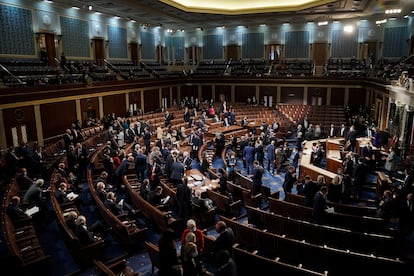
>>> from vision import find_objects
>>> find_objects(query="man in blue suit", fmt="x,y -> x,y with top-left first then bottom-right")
243,142 -> 255,175
265,140 -> 276,174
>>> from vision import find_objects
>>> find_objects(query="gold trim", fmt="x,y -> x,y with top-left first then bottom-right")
159,0 -> 337,14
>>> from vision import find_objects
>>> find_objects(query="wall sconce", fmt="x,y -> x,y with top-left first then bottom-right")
105,40 -> 109,47
90,39 -> 94,47
57,35 -> 63,42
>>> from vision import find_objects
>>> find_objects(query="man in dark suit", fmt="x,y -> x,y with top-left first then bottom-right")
214,220 -> 235,256
183,151 -> 193,171
125,125 -> 137,144
6,196 -> 29,224
114,156 -> 133,191
74,215 -> 103,246
176,176 -> 192,220
183,107 -> 190,123
191,133 -> 201,161
104,191 -> 123,216
95,181 -> 108,203
170,156 -> 185,186
346,125 -> 358,152
251,160 -> 264,196
143,127 -> 151,154
399,193 -> 414,237
63,128 -> 73,151
16,167 -> 33,190
164,111 -> 172,127
302,175 -> 318,207
361,141 -> 376,171
339,123 -> 348,138
312,185 -> 329,224
147,157 -> 162,190
75,142 -> 89,180
328,123 -> 338,138
243,142 -> 256,175
134,149 -> 147,182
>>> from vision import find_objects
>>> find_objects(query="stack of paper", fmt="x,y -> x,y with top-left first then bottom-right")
25,206 -> 39,216
67,192 -> 79,201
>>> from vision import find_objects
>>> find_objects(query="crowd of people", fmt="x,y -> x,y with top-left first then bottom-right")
2,98 -> 414,275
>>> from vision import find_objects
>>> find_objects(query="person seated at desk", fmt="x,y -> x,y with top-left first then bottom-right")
74,215 -> 106,246
54,182 -> 80,205
310,143 -> 324,166
147,186 -> 169,210
361,141 -> 376,171
240,116 -> 248,127
192,189 -> 215,213
6,195 -> 30,224
104,191 -> 137,217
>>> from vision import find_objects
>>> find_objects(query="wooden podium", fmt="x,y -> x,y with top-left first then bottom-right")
376,171 -> 392,198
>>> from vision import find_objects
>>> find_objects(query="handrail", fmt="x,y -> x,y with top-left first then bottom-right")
103,59 -> 120,72
0,63 -> 25,85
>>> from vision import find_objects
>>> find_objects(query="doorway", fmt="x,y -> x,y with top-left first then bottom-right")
11,124 -> 29,148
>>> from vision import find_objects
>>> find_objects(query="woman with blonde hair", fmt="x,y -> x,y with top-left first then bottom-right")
316,174 -> 326,186
181,241 -> 203,276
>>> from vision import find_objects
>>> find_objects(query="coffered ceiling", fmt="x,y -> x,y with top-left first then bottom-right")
52,0 -> 414,30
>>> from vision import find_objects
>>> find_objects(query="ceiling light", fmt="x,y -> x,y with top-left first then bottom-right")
389,17 -> 397,20
404,15 -> 408,19
385,9 -> 401,14
344,25 -> 353,33
94,12 -> 101,15
88,5 -> 93,11
114,16 -> 120,19
71,6 -> 80,10
283,22 -> 290,25
318,21 -> 328,26
131,19 -> 136,23
260,24 -> 266,27
307,21 -> 314,24
376,19 -> 387,25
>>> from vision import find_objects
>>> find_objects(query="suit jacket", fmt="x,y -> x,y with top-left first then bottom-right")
16,173 -> 33,190
6,203 -> 28,222
134,153 -> 148,172
328,127 -> 338,138
252,165 -> 264,187
312,191 -> 328,224
75,224 -> 98,245
183,157 -> 193,170
243,146 -> 255,162
170,162 -> 185,181
339,127 -> 348,138
54,189 -> 70,204
214,227 -> 235,255
115,159 -> 130,177
265,144 -> 275,161
176,183 -> 192,218
63,133 -> 73,150
104,199 -> 123,216
283,171 -> 297,193
96,189 -> 107,203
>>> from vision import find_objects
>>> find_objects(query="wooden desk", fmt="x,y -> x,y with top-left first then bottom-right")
300,139 -> 336,183
356,137 -> 380,156
245,121 -> 263,134
204,125 -> 244,138
326,149 -> 342,173
376,171 -> 392,198
186,169 -> 219,194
